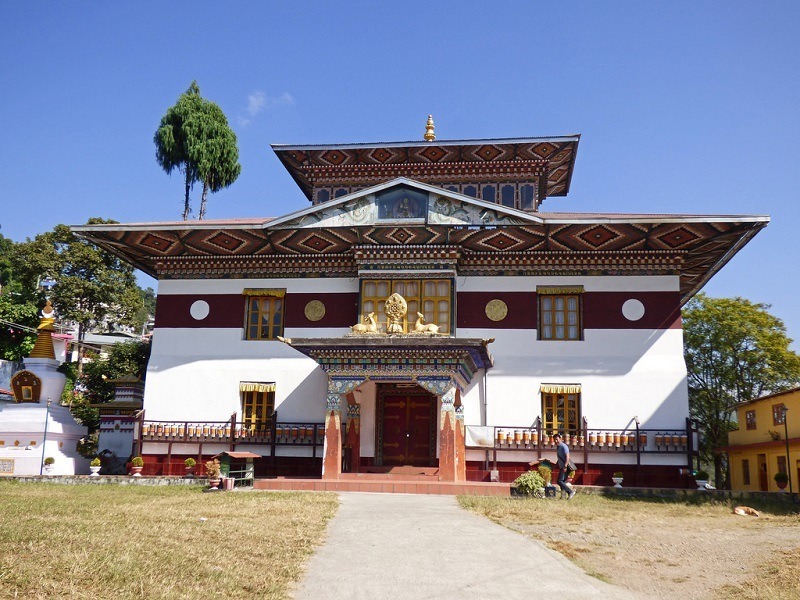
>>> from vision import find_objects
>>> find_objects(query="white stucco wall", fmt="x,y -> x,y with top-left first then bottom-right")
144,274 -> 689,440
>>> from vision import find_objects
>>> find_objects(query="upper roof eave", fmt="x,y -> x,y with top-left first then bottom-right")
270,134 -> 581,152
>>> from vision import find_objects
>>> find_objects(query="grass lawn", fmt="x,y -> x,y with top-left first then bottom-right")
0,481 -> 337,599
459,493 -> 800,600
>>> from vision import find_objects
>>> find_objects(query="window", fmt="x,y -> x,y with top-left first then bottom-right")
240,382 -> 275,432
541,384 -> 581,435
745,410 -> 757,430
773,404 -> 787,426
742,459 -> 751,485
375,185 -> 427,221
777,456 -> 787,475
538,286 -> 583,340
360,278 -> 451,334
244,289 -> 285,340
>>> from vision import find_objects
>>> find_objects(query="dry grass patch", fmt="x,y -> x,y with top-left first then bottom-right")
459,493 -> 800,600
0,481 -> 337,599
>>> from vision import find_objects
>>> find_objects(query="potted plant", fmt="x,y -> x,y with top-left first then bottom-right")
184,457 -> 197,478
695,469 -> 709,491
130,456 -> 144,477
512,469 -> 546,498
205,458 -> 222,490
89,457 -> 102,477
43,456 -> 55,475
774,472 -> 789,491
612,471 -> 624,488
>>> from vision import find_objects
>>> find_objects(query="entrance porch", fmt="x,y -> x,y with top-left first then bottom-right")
283,335 -> 494,483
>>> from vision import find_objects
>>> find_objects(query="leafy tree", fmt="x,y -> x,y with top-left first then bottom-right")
82,340 -> 151,404
12,219 -> 144,371
154,81 -> 241,220
61,340 -> 150,434
0,234 -> 41,360
683,293 -> 800,487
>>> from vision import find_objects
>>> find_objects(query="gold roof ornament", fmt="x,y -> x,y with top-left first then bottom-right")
29,301 -> 56,359
424,115 -> 435,141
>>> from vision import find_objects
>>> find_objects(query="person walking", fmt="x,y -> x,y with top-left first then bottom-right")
554,432 -> 576,499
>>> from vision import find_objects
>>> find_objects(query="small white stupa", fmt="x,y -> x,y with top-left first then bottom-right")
0,302 -> 88,476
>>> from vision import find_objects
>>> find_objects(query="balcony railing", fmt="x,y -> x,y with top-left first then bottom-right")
467,417 -> 699,471
135,411 -> 324,457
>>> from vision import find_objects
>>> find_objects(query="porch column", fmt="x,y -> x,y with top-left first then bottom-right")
455,394 -> 466,482
345,394 -> 361,473
439,387 -> 458,482
417,377 -> 459,482
323,377 -> 364,480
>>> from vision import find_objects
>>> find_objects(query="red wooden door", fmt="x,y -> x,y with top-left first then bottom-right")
381,393 -> 434,466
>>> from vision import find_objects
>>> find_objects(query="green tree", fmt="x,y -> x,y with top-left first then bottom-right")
683,293 -> 800,487
154,81 -> 241,220
13,219 -> 144,371
0,233 -> 41,360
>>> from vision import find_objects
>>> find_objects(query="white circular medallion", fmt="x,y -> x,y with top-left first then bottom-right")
189,300 -> 210,320
622,299 -> 645,321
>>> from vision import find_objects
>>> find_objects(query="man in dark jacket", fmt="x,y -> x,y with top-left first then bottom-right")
554,432 -> 576,500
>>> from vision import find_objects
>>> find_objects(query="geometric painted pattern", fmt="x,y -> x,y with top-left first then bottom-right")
273,137 -> 579,204
76,214 -> 766,304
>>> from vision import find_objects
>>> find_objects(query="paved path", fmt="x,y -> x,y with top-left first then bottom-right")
292,493 -> 641,599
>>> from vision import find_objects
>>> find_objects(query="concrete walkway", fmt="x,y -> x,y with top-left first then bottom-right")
292,493 -> 642,600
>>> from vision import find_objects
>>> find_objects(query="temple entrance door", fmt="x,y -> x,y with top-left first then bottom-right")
377,385 -> 436,467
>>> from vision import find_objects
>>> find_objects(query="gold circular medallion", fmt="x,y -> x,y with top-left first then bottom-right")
304,300 -> 326,322
485,299 -> 508,322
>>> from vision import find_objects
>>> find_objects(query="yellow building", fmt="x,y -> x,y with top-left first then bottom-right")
723,387 -> 800,492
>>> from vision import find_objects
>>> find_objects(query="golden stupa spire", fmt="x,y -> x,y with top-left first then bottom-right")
424,115 -> 435,141
29,300 -> 56,360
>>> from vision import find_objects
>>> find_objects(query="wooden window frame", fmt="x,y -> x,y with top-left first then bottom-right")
773,404 -> 786,426
745,410 -> 757,430
542,391 -> 581,435
244,294 -> 284,341
359,278 -> 452,334
241,385 -> 275,432
538,291 -> 583,341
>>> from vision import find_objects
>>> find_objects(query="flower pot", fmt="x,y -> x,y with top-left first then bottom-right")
131,466 -> 143,477
89,466 -> 101,477
612,477 -> 623,488
44,465 -> 54,475
185,467 -> 196,479
776,480 -> 788,491
208,478 -> 221,490
695,479 -> 707,491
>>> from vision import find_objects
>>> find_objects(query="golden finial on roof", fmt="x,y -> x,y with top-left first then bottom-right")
30,301 -> 56,359
424,115 -> 435,141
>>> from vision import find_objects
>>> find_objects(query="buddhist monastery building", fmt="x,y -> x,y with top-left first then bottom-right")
74,119 -> 768,489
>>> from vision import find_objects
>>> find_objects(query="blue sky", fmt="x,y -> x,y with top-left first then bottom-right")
1,2 -> 798,346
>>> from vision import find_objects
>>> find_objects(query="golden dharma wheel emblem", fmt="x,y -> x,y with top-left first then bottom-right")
304,300 -> 326,322
385,293 -> 408,334
485,299 -> 508,322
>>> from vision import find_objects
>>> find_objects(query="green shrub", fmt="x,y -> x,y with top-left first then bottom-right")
696,470 -> 709,480
513,470 -> 546,496
90,457 -> 101,467
131,456 -> 144,467
184,457 -> 196,468
774,472 -> 789,484
537,465 -> 552,484
43,457 -> 55,466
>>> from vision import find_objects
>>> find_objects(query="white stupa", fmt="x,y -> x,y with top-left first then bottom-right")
0,302 -> 88,476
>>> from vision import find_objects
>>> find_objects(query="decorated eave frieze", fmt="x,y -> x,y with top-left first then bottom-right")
155,253 -> 358,279
284,336 -> 495,389
354,244 -> 461,272
272,137 -> 579,202
458,250 -> 684,277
